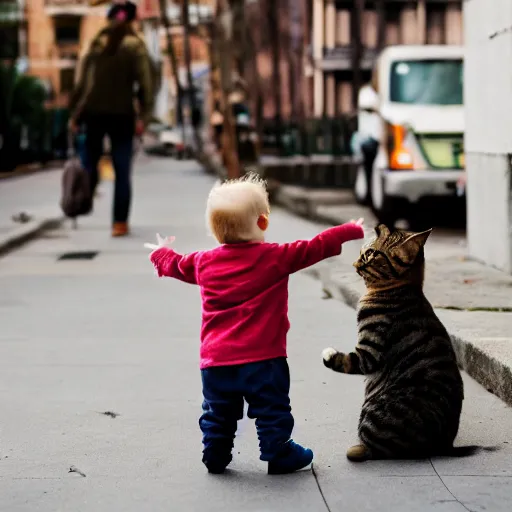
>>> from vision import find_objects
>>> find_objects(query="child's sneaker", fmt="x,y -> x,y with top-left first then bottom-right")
268,440 -> 314,475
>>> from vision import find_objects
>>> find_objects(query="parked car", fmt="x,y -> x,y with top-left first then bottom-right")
158,124 -> 196,159
354,45 -> 465,227
144,122 -> 196,159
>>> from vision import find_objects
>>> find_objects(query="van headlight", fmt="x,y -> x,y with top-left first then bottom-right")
386,123 -> 428,171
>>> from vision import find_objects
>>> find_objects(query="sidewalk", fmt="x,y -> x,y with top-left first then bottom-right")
275,183 -> 512,407
2,157 -> 512,511
0,158 -> 333,511
0,167 -> 65,255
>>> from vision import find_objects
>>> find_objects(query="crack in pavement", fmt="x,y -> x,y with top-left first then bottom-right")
312,463 -> 332,512
430,459 -> 472,512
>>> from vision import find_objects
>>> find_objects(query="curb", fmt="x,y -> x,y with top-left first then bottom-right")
0,215 -> 65,257
272,183 -> 357,224
0,161 -> 64,181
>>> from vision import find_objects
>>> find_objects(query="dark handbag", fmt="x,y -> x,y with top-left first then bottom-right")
60,132 -> 93,224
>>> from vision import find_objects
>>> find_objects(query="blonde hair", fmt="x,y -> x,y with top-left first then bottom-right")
206,173 -> 270,244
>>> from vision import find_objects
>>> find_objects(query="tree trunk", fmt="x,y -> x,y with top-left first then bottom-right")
351,0 -> 365,111
158,0 -> 183,129
231,0 -> 246,78
182,0 -> 203,153
376,0 -> 386,51
244,16 -> 263,151
215,0 -> 241,179
288,0 -> 304,124
267,0 -> 282,151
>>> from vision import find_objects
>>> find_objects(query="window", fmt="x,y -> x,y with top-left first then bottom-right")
0,25 -> 19,59
54,16 -> 81,45
60,68 -> 75,94
389,59 -> 463,106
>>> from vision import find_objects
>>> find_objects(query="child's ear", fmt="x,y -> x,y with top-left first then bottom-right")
257,214 -> 269,231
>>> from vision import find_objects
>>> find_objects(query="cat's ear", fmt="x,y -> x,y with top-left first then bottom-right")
392,228 -> 432,266
375,224 -> 391,238
403,228 -> 432,248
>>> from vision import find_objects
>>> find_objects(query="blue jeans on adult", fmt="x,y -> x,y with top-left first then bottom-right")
84,113 -> 134,224
75,131 -> 89,169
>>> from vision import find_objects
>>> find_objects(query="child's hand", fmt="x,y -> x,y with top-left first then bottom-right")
144,233 -> 175,251
337,218 -> 365,243
350,217 -> 364,227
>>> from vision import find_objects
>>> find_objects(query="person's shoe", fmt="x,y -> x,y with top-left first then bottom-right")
112,222 -> 129,237
268,440 -> 314,475
203,452 -> 232,474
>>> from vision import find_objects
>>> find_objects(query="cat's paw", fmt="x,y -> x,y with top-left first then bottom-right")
322,347 -> 338,368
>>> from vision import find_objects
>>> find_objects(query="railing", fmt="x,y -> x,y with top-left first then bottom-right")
261,116 -> 357,158
321,46 -> 380,70
259,117 -> 359,189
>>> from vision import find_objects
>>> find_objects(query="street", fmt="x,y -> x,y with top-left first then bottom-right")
1,158 -> 511,512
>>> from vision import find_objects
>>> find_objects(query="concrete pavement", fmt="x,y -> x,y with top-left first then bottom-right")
0,168 -> 65,256
1,157 -> 511,511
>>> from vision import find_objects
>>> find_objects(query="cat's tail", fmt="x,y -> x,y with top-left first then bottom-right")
441,445 -> 500,458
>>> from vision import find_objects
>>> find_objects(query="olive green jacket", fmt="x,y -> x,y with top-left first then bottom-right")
70,26 -> 154,124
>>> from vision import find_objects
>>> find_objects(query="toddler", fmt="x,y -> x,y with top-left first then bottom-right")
145,174 -> 364,474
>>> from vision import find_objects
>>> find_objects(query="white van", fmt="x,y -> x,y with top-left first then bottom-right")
354,45 -> 464,226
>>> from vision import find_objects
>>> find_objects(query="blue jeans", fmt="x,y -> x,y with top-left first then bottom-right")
84,114 -> 134,224
200,357 -> 294,462
75,132 -> 89,169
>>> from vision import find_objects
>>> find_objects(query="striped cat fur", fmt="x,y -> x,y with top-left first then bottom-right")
323,224 -> 492,462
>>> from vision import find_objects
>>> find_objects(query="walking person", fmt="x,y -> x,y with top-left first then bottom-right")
69,0 -> 154,237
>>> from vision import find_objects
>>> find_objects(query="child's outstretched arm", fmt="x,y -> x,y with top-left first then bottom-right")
145,234 -> 199,284
278,219 -> 364,274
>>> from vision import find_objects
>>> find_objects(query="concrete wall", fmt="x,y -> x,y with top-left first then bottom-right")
464,0 -> 512,273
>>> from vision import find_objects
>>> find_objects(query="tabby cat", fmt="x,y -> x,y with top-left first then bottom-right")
323,224 -> 483,462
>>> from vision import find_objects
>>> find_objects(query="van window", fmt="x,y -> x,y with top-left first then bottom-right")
390,59 -> 463,105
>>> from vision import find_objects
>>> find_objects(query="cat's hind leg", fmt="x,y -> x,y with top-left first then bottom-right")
346,444 -> 373,462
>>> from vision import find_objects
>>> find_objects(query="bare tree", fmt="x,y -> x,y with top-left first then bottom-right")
158,0 -> 184,128
244,4 -> 263,147
266,0 -> 282,151
182,0 -> 203,152
214,0 -> 241,179
351,0 -> 365,110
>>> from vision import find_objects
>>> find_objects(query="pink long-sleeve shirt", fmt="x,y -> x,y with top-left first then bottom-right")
150,223 -> 364,369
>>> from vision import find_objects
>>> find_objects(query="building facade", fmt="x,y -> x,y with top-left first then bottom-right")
464,0 -> 512,273
25,0 -> 106,107
311,0 -> 464,117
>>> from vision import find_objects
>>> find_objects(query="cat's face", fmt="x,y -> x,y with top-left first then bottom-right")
354,224 -> 432,285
